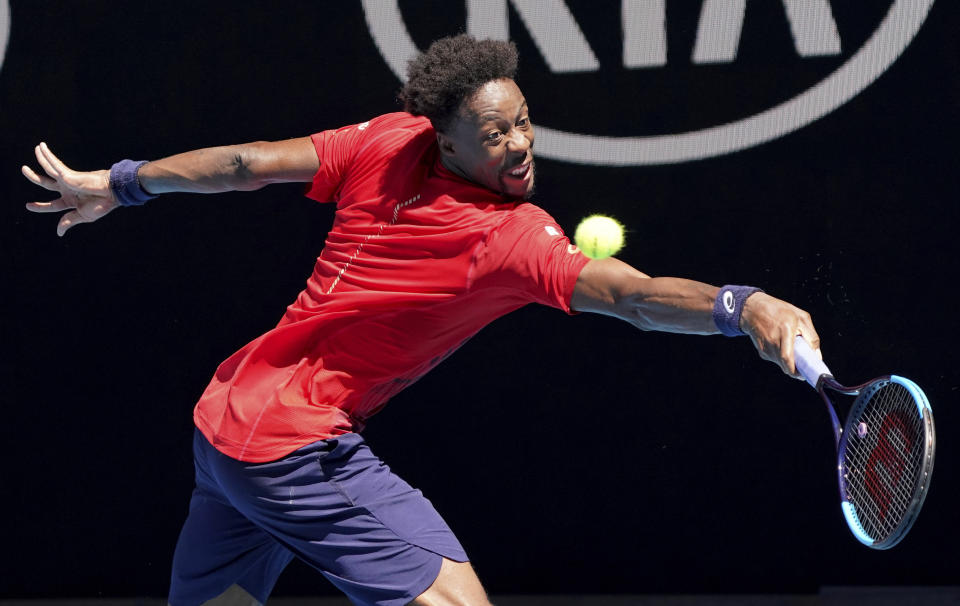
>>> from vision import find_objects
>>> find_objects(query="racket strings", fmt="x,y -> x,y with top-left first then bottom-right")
841,382 -> 926,542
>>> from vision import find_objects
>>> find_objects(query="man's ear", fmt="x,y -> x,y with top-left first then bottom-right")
436,131 -> 455,157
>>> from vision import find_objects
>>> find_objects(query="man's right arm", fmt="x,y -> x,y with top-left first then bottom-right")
23,138 -> 319,236
571,256 -> 820,378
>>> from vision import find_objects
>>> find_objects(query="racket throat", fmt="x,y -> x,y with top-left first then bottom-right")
819,391 -> 844,446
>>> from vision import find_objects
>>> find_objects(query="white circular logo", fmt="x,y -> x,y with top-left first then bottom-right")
0,0 -> 9,74
362,1 -> 935,166
723,291 -> 736,314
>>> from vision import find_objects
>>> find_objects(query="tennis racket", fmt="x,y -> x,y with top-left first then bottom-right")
793,336 -> 935,549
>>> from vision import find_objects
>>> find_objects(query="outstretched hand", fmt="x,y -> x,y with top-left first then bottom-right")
740,291 -> 821,379
23,143 -> 118,237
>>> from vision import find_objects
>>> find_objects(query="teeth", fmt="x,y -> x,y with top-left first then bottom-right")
509,164 -> 527,176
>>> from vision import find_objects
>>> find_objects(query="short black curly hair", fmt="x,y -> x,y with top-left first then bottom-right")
399,34 -> 518,133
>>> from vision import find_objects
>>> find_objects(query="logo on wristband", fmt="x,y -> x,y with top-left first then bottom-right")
723,290 -> 736,314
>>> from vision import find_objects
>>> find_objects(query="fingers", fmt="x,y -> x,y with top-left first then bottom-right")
749,298 -> 821,380
25,156 -> 74,214
24,143 -> 120,236
21,164 -> 60,191
37,142 -> 80,181
793,310 -> 823,368
739,293 -> 824,380
779,328 -> 803,380
796,311 -> 820,352
34,142 -> 64,181
57,198 -> 116,236
33,142 -> 113,194
33,142 -> 82,188
57,209 -> 91,237
26,199 -> 70,213
783,308 -> 825,378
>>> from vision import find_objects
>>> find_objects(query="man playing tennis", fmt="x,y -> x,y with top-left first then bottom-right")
24,35 -> 819,606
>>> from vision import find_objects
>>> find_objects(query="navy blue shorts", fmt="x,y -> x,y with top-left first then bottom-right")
168,430 -> 468,606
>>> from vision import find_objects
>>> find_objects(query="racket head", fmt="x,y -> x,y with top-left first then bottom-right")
835,375 -> 936,549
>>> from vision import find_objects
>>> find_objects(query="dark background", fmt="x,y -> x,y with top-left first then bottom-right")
2,0 -> 957,599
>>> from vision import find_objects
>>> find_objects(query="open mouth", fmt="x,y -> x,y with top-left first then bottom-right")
503,162 -> 531,179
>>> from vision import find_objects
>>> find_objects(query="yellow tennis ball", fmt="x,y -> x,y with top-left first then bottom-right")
574,214 -> 624,259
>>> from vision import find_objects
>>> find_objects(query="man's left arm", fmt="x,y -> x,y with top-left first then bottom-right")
570,257 -> 820,377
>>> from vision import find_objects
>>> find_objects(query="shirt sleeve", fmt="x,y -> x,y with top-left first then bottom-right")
304,118 -> 377,203
474,205 -> 591,313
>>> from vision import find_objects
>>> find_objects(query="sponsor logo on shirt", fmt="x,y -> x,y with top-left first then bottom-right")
544,225 -> 560,237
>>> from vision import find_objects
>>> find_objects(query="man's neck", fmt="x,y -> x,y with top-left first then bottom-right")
439,154 -> 471,183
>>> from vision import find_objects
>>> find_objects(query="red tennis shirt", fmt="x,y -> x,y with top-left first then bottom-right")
194,112 -> 590,462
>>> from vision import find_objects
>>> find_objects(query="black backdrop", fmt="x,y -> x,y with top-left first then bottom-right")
2,1 -> 957,599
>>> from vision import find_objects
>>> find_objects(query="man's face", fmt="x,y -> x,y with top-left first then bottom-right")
438,78 -> 535,200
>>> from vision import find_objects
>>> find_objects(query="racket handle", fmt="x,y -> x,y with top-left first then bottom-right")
794,335 -> 832,388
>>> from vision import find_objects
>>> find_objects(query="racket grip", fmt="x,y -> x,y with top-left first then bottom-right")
794,335 -> 832,388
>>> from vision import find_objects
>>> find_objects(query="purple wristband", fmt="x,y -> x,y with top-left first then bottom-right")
713,285 -> 763,337
109,159 -> 156,206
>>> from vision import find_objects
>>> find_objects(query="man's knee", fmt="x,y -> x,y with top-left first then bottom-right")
411,558 -> 492,606
167,583 -> 262,606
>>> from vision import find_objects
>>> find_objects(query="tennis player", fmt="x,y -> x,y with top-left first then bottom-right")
24,35 -> 819,606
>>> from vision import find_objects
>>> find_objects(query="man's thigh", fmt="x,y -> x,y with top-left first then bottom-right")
206,432 -> 471,606
168,486 -> 293,606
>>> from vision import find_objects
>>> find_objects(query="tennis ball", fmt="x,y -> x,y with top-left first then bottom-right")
574,214 -> 625,259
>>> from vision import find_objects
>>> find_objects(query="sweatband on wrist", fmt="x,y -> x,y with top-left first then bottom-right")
109,159 -> 157,206
713,285 -> 763,337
